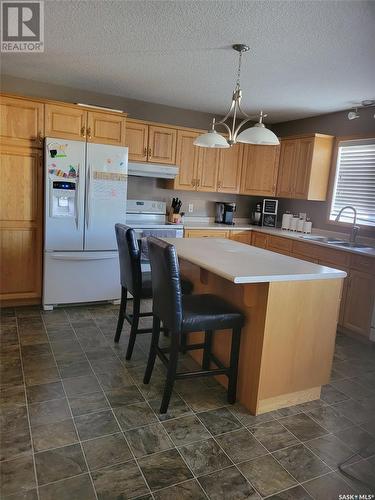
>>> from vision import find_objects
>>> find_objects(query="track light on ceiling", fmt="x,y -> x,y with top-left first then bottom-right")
194,44 -> 280,148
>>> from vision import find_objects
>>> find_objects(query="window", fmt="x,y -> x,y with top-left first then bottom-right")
330,138 -> 375,227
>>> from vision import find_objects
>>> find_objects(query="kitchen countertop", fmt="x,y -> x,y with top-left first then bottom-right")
182,219 -> 375,258
164,237 -> 347,284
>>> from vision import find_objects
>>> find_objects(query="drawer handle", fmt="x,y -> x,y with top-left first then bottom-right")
80,127 -> 86,137
87,127 -> 92,139
144,147 -> 147,157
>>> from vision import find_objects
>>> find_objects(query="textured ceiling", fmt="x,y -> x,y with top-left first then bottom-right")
2,0 -> 375,122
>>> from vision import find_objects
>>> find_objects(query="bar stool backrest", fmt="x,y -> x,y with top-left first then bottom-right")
115,224 -> 142,297
147,237 -> 183,333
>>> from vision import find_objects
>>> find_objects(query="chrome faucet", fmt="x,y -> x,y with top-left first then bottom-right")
335,206 -> 360,243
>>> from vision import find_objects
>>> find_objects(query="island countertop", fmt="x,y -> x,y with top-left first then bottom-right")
164,237 -> 347,284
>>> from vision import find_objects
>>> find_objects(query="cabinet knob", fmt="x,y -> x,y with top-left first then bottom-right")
87,127 -> 92,139
144,147 -> 147,157
148,147 -> 152,158
217,180 -> 221,189
196,179 -> 200,187
80,127 -> 86,138
37,132 -> 43,144
192,179 -> 195,187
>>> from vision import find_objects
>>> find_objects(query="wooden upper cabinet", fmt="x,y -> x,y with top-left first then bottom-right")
45,104 -> 86,141
196,148 -> 219,192
293,137 -> 314,198
87,111 -> 126,146
148,125 -> 177,164
276,134 -> 334,201
217,144 -> 243,194
173,130 -> 199,190
276,139 -> 298,198
240,144 -> 280,196
125,120 -> 148,161
0,96 -> 44,148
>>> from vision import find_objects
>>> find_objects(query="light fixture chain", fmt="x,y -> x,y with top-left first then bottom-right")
236,50 -> 242,88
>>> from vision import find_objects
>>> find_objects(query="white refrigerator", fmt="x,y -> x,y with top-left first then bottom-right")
43,138 -> 128,309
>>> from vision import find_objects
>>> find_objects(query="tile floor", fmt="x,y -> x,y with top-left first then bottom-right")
1,302 -> 374,500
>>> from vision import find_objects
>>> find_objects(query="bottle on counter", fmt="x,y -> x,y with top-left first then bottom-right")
297,218 -> 305,232
303,218 -> 312,234
290,216 -> 299,231
281,212 -> 292,230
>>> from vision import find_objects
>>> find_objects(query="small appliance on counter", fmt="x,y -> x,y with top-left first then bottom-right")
262,199 -> 279,227
250,202 -> 262,226
215,202 -> 236,225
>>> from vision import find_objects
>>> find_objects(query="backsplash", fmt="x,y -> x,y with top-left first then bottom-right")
127,176 -> 260,218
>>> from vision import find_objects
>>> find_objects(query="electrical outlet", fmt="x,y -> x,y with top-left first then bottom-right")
188,203 -> 194,213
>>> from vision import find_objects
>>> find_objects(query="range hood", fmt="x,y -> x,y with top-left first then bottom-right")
128,162 -> 179,179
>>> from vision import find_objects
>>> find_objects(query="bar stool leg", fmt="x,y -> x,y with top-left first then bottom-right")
227,327 -> 242,404
202,330 -> 213,370
126,297 -> 140,360
160,333 -> 179,414
114,287 -> 127,343
143,316 -> 161,384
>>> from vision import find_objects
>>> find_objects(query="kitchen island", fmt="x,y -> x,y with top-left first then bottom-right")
164,237 -> 347,415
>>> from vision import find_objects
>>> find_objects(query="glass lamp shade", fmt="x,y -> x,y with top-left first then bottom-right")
237,123 -> 280,145
193,130 -> 230,148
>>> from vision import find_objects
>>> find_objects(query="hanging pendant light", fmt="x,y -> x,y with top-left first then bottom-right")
194,44 -> 279,148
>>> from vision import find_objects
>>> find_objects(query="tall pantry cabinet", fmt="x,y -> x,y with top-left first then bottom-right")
0,95 -> 44,303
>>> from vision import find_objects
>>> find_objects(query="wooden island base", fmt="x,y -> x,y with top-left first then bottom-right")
180,258 -> 343,415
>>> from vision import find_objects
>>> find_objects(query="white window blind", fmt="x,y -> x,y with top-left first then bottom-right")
330,139 -> 375,227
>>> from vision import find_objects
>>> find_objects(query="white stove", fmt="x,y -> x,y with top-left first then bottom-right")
126,199 -> 183,233
126,200 -> 183,271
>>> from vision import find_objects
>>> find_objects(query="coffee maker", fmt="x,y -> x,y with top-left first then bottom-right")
215,202 -> 236,225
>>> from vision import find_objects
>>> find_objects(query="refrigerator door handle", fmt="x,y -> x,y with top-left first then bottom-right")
49,253 -> 117,261
75,164 -> 80,230
86,163 -> 91,228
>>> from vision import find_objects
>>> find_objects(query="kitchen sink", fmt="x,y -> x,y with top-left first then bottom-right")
300,235 -> 326,241
329,241 -> 374,249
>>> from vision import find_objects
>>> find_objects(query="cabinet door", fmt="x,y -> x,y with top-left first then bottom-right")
45,104 -> 87,141
0,96 -> 44,148
184,229 -> 228,238
230,231 -> 252,244
87,111 -> 126,146
343,270 -> 375,337
241,144 -> 280,196
267,235 -> 292,255
293,137 -> 314,198
0,146 -> 42,300
252,232 -> 268,249
217,144 -> 242,193
125,120 -> 148,161
196,148 -> 219,192
174,130 -> 199,190
276,140 -> 298,198
148,125 -> 177,164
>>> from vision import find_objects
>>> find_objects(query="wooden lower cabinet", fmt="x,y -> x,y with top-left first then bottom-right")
230,231 -> 252,245
251,232 -> 268,249
343,269 -> 375,337
0,145 -> 43,302
184,229 -> 229,238
267,235 -> 292,255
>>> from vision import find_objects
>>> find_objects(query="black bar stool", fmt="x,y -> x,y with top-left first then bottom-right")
114,224 -> 193,360
143,237 -> 244,414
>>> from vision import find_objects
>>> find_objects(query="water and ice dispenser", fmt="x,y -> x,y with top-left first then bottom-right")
50,181 -> 76,218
